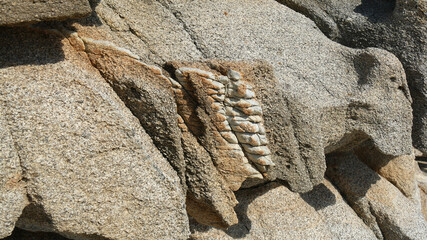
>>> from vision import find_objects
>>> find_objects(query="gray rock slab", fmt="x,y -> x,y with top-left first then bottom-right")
279,0 -> 427,154
69,0 -> 204,65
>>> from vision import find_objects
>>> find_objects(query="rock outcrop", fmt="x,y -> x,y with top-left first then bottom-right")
279,0 -> 427,154
162,59 -> 412,194
0,0 -> 425,239
71,0 -> 412,193
0,27 -> 189,240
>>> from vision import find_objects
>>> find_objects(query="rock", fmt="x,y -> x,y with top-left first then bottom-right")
0,0 -> 92,26
190,181 -> 376,240
279,0 -> 427,154
182,129 -> 239,229
164,58 -> 412,194
326,152 -> 427,239
165,61 -> 272,190
3,228 -> 69,240
416,167 -> 427,220
67,0 -> 203,65
0,0 -> 421,237
79,33 -> 187,192
414,148 -> 426,157
0,111 -> 28,238
76,35 -> 239,229
0,27 -> 189,240
355,141 -> 418,198
299,179 -> 377,240
120,0 -> 412,191
67,0 -> 413,191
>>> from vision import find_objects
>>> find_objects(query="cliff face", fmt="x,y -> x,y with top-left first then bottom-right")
0,0 -> 426,239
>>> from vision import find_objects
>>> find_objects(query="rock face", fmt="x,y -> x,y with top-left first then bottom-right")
162,59 -> 411,194
0,27 -> 189,240
72,0 -> 412,192
0,0 -> 425,239
279,0 -> 427,154
355,141 -> 419,198
76,36 -> 239,229
418,172 -> 427,220
327,152 -> 427,239
190,180 -> 377,240
0,111 -> 28,238
0,0 -> 91,26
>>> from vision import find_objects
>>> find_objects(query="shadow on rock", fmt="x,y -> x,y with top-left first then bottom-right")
2,228 -> 69,240
190,183 -> 281,239
0,27 -> 65,68
326,152 -> 381,198
65,0 -> 103,28
300,183 -> 337,211
354,0 -> 396,22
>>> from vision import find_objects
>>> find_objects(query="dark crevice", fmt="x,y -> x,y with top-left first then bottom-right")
354,0 -> 396,22
417,156 -> 427,173
2,228 -> 70,240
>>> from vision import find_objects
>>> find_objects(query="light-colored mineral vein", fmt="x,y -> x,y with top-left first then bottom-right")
172,67 -> 274,180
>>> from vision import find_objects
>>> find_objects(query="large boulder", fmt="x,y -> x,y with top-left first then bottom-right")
279,0 -> 427,154
0,27 -> 189,240
0,0 -> 91,26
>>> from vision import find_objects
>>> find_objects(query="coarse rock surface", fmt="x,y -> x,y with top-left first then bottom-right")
163,59 -> 412,194
279,0 -> 427,154
0,27 -> 189,240
68,0 -> 203,65
0,0 -> 91,26
75,36 -> 238,229
190,180 -> 377,240
0,111 -> 28,238
355,141 -> 418,198
68,0 -> 413,192
0,0 -> 424,238
326,152 -> 427,240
